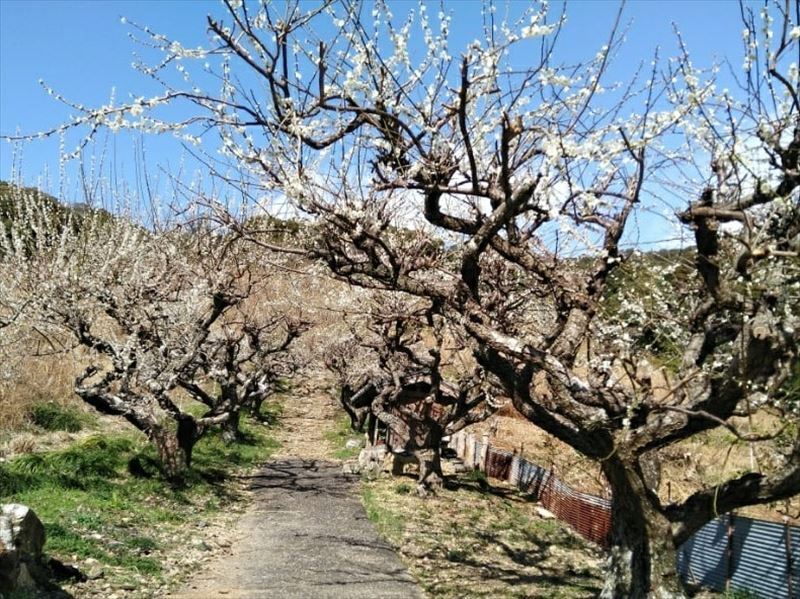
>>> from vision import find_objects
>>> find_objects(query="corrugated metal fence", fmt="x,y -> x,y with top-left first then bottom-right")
448,431 -> 800,598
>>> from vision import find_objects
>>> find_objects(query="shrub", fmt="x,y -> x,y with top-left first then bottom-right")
394,482 -> 412,495
28,402 -> 85,432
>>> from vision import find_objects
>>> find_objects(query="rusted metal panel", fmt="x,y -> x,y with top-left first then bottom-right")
539,474 -> 611,547
485,448 -> 514,480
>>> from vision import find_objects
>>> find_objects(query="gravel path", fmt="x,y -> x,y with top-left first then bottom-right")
170,380 -> 424,598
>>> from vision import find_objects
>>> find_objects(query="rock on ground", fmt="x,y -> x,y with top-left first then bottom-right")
0,503 -> 47,595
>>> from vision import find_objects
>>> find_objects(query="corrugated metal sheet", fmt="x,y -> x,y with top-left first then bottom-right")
516,459 -> 549,498
677,516 -> 729,592
509,455 -> 522,486
449,432 -> 800,598
539,473 -> 611,547
792,524 -> 800,599
472,440 -> 484,469
730,516 -> 799,599
485,447 -> 514,480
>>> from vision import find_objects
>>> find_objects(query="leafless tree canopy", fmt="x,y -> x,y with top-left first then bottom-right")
0,188 -> 305,478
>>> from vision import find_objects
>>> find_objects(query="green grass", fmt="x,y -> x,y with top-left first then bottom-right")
394,482 -> 412,495
464,468 -> 489,490
255,399 -> 284,427
324,413 -> 363,460
0,413 -> 279,593
27,401 -> 95,433
362,486 -> 406,542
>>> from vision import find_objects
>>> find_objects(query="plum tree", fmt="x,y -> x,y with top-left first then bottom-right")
4,0 -> 798,595
326,291 -> 499,493
0,185 -> 304,477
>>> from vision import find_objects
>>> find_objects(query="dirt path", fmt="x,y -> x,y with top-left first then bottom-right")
170,377 -> 424,598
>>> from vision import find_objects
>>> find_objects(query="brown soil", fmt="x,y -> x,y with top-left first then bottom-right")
271,373 -> 342,460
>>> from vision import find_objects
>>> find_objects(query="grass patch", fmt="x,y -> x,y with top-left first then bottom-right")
394,482 -> 412,495
27,401 -> 94,432
360,474 -> 603,598
362,486 -> 405,542
464,468 -> 488,486
324,413 -> 362,460
255,399 -> 284,427
0,415 -> 279,595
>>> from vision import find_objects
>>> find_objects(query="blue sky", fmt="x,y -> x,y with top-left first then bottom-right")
0,0 -> 748,203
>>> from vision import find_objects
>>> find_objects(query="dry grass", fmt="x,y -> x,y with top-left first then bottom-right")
0,349 -> 89,430
362,472 -> 604,598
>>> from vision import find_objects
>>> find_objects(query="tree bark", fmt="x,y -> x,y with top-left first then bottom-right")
150,417 -> 201,480
414,445 -> 444,496
601,456 -> 685,599
220,409 -> 241,444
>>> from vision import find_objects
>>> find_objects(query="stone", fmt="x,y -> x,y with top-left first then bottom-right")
191,537 -> 211,551
535,506 -> 556,520
0,504 -> 51,595
358,445 -> 387,468
15,562 -> 36,588
342,460 -> 361,475
452,460 -> 469,474
361,461 -> 384,480
0,504 -> 46,557
345,438 -> 363,450
357,445 -> 389,480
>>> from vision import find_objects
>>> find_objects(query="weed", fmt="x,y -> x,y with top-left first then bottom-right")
324,414 -> 362,460
28,402 -> 92,432
0,414 -> 278,594
394,482 -> 412,495
256,400 -> 284,427
124,534 -> 159,553
362,486 -> 405,542
464,468 -> 489,490
445,548 -> 468,562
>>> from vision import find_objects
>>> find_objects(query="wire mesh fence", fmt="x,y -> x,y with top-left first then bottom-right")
447,430 -> 800,598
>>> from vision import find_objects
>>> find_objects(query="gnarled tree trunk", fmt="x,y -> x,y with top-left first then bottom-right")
414,445 -> 444,496
600,456 -> 684,599
220,409 -> 241,443
411,423 -> 444,495
150,416 -> 202,480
